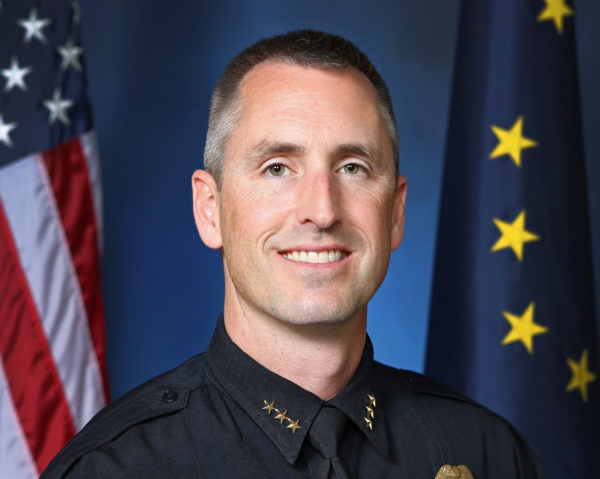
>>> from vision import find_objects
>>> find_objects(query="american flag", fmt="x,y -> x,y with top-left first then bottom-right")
0,1 -> 109,476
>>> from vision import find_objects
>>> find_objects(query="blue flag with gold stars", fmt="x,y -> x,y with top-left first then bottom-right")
425,1 -> 599,477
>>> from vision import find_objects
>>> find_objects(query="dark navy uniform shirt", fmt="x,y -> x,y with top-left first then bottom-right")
42,317 -> 546,478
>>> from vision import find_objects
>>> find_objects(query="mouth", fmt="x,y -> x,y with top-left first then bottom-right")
279,249 -> 350,264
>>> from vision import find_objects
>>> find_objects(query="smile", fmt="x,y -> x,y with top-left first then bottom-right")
281,250 -> 349,264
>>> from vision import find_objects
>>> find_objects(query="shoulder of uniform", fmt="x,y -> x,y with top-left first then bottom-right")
375,363 -> 535,442
371,363 -> 546,475
41,353 -> 208,478
399,368 -> 479,404
374,363 -> 516,423
374,362 -> 477,404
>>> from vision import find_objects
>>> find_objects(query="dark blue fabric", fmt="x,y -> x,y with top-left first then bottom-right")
426,1 -> 599,478
42,317 -> 545,478
308,406 -> 351,478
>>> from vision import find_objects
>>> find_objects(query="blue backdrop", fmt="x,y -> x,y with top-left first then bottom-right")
78,0 -> 600,399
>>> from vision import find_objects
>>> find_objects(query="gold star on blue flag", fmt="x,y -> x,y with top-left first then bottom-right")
426,1 -> 599,477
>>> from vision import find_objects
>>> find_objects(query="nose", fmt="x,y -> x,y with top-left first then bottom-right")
295,168 -> 341,229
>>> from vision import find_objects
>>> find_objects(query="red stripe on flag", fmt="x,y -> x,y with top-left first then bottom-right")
42,138 -> 111,403
0,197 -> 76,474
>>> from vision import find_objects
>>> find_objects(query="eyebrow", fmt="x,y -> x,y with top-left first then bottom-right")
332,143 -> 386,165
242,139 -> 387,166
244,140 -> 306,163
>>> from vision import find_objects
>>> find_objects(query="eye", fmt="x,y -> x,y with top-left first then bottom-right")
266,163 -> 289,177
340,163 -> 364,175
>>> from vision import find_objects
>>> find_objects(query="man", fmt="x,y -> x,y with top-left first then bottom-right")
42,30 -> 546,478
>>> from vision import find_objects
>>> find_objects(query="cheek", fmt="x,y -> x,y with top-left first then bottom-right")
345,188 -> 394,241
220,184 -> 291,252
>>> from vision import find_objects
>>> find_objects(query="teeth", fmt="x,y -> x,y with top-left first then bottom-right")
282,250 -> 348,264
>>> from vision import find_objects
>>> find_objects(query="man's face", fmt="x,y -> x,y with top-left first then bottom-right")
210,62 -> 406,326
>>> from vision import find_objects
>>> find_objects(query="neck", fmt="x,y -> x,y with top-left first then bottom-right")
223,300 -> 367,401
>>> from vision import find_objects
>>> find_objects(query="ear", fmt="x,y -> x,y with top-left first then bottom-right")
390,175 -> 407,251
192,169 -> 223,249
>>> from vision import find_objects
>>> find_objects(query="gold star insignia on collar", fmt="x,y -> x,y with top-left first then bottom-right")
286,419 -> 302,433
363,393 -> 377,429
274,409 -> 288,424
262,400 -> 302,434
262,400 -> 276,415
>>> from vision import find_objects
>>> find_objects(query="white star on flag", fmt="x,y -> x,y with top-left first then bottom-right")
43,88 -> 74,125
1,56 -> 33,92
0,113 -> 18,147
57,38 -> 84,71
17,8 -> 52,44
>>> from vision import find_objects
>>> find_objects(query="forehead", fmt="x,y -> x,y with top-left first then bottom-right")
239,61 -> 381,120
226,61 -> 392,159
240,60 -> 379,100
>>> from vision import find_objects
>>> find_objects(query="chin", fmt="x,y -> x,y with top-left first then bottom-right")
270,298 -> 364,327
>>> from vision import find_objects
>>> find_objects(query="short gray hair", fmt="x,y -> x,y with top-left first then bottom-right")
203,30 -> 399,188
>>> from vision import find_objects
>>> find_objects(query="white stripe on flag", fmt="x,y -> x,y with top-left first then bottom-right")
80,131 -> 103,253
0,357 -> 38,479
0,154 -> 105,431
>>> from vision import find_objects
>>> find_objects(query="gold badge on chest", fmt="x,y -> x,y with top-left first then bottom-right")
435,464 -> 474,479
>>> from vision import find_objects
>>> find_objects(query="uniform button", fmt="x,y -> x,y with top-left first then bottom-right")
162,389 -> 178,403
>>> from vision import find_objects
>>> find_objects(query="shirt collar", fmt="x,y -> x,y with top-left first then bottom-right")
205,316 -> 389,464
